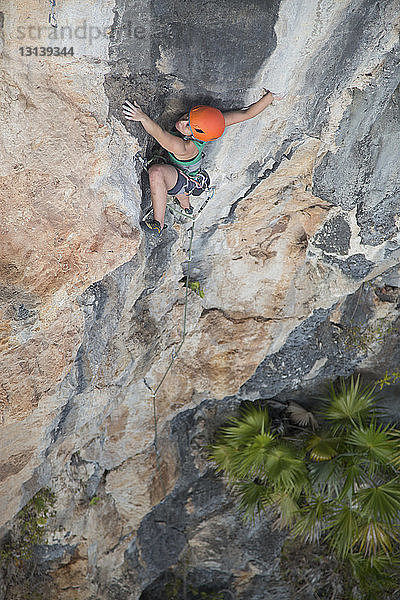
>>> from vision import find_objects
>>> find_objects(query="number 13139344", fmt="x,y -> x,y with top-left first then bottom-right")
19,47 -> 74,56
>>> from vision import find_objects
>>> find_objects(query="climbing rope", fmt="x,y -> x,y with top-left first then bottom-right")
134,150 -> 216,491
48,0 -> 57,28
145,221 -> 195,490
144,185 -> 215,494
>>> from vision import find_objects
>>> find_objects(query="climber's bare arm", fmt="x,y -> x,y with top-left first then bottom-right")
123,100 -> 190,155
223,90 -> 282,126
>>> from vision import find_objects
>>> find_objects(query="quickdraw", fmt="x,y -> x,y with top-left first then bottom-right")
134,151 -> 167,171
48,0 -> 57,28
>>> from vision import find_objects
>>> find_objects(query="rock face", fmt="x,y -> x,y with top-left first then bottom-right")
0,0 -> 400,598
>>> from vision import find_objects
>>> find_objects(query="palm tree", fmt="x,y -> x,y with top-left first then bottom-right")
209,404 -> 309,524
209,376 -> 400,594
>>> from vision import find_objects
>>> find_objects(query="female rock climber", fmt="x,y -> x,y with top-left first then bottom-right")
122,90 -> 282,234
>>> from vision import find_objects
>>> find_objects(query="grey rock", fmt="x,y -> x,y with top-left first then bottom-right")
377,266 -> 400,288
326,253 -> 375,280
302,0 -> 388,135
312,45 -> 400,248
313,213 -> 351,255
124,402 -> 289,600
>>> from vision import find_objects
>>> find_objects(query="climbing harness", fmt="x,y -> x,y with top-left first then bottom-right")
48,0 -> 58,28
167,168 -> 210,198
137,147 -> 215,225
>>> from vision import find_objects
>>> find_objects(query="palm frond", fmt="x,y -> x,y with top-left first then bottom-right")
306,433 -> 339,461
348,550 -> 400,592
292,495 -> 328,543
320,376 -> 378,432
270,491 -> 301,529
232,480 -> 272,521
356,480 -> 400,524
355,520 -> 397,557
287,402 -> 318,430
307,460 -> 343,496
263,444 -> 308,495
209,406 -> 273,478
220,406 -> 270,447
347,422 -> 400,474
386,428 -> 400,469
326,504 -> 360,558
209,442 -> 240,476
338,457 -> 370,501
348,549 -> 391,573
233,432 -> 276,479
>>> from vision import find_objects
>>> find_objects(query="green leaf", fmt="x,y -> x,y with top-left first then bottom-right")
320,376 -> 378,432
385,429 -> 400,469
356,520 -> 396,557
263,444 -> 308,494
307,460 -> 343,495
292,495 -> 328,543
236,432 -> 276,478
306,433 -> 338,461
209,442 -> 242,478
356,480 -> 400,524
219,406 -> 271,448
232,480 -> 272,521
188,280 -> 205,298
270,491 -> 301,529
348,550 -> 400,594
326,504 -> 360,558
209,407 -> 275,480
206,386 -> 400,574
338,458 -> 370,501
347,422 -> 400,472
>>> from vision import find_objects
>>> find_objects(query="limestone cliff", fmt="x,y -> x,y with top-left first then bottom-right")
0,0 -> 400,598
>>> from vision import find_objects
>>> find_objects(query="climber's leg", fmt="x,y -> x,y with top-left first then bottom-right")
175,192 -> 191,210
148,164 -> 179,228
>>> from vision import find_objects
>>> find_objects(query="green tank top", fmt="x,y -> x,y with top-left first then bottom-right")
167,138 -> 207,175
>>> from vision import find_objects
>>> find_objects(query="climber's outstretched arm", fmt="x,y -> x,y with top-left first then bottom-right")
123,100 -> 189,155
223,90 -> 281,126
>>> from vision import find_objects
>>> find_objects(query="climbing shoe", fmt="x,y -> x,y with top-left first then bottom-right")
173,197 -> 193,215
141,219 -> 167,235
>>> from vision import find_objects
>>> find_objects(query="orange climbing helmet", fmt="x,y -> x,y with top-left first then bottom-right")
188,105 -> 225,142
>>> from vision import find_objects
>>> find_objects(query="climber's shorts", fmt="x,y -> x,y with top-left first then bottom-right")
167,168 -> 210,197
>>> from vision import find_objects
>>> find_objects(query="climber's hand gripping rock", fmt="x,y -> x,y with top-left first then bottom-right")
123,100 -> 147,122
262,89 -> 285,101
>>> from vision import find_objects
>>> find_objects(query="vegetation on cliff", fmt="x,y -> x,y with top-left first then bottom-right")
209,376 -> 400,598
